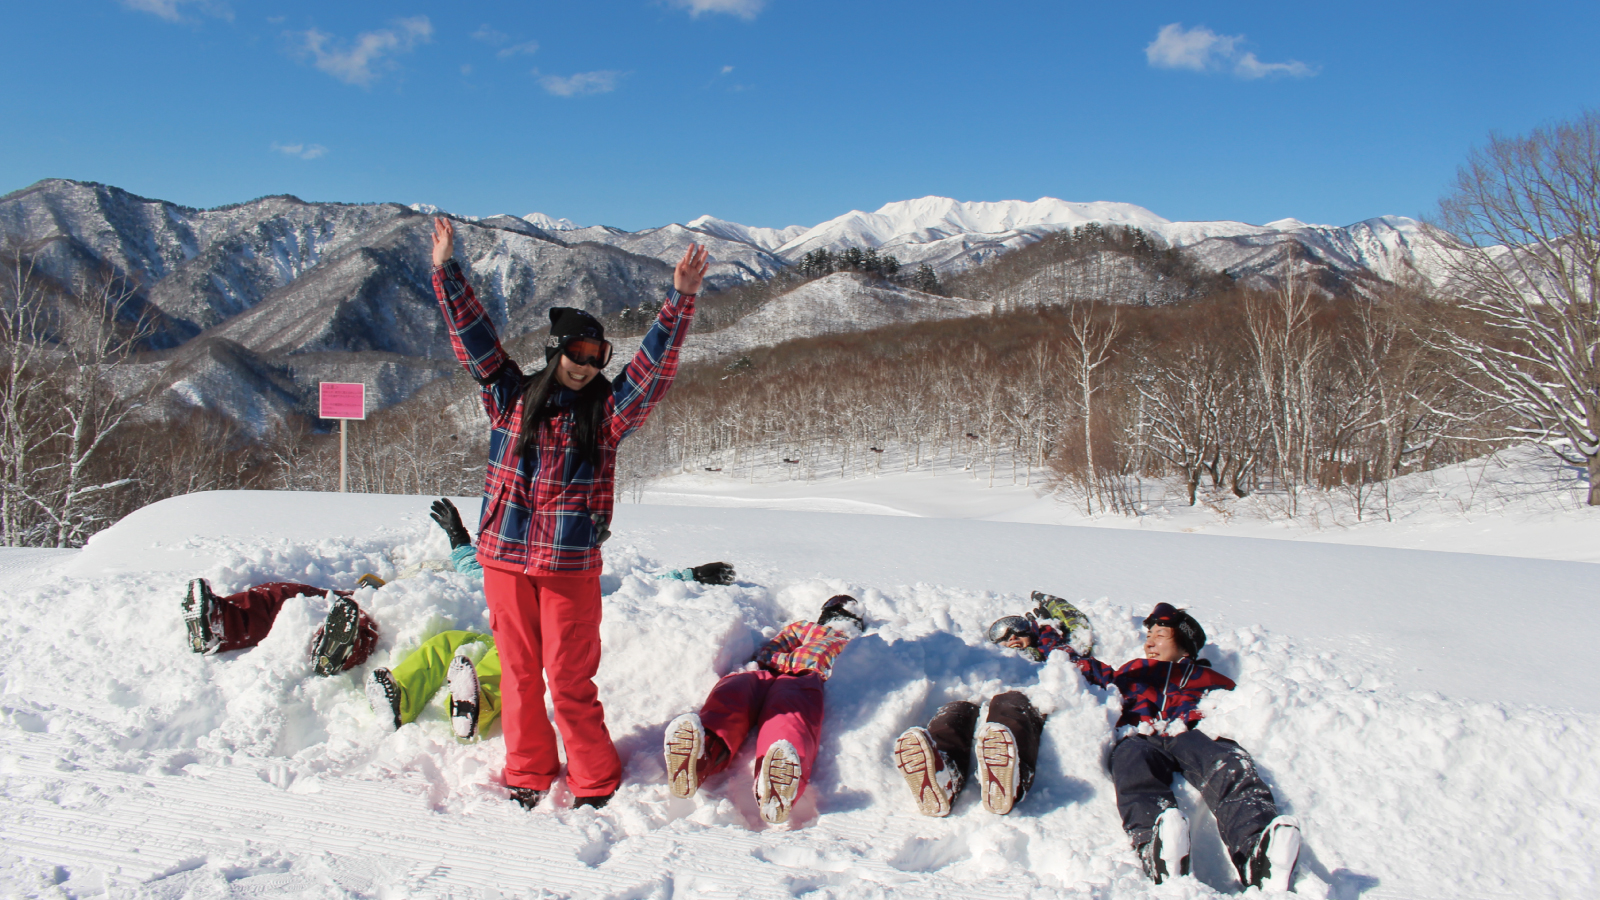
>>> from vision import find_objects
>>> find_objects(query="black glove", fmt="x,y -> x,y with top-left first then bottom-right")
430,498 -> 471,549
690,561 -> 735,585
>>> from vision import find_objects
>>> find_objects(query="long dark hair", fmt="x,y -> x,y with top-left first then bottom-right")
514,362 -> 612,466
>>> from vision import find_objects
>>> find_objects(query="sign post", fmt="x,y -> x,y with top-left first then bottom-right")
318,383 -> 367,492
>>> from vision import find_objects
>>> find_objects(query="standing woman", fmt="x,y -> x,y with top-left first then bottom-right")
430,217 -> 708,810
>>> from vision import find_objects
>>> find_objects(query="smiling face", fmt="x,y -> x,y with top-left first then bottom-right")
554,351 -> 599,391
1144,624 -> 1187,662
1003,633 -> 1037,651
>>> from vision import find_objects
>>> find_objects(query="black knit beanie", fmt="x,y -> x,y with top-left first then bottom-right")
1144,602 -> 1206,656
543,307 -> 605,361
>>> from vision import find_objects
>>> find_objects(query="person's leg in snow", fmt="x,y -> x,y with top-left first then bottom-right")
366,630 -> 494,734
667,670 -> 769,798
896,699 -> 979,816
1111,734 -> 1182,852
1162,729 -> 1292,886
483,566 -> 621,808
185,580 -> 377,675
751,672 -> 824,824
977,691 -> 1044,815
190,580 -> 312,653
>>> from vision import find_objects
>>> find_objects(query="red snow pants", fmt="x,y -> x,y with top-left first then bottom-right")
214,582 -> 375,670
482,566 -> 621,796
698,670 -> 825,801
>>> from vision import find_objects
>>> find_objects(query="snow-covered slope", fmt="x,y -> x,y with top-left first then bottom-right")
683,272 -> 991,364
0,490 -> 1594,898
563,222 -> 786,289
523,211 -> 581,232
687,215 -> 808,252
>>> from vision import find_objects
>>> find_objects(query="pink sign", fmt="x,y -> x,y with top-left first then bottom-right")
319,382 -> 366,420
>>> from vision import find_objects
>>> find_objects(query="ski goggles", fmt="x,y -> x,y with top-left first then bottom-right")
561,336 -> 613,369
987,615 -> 1034,645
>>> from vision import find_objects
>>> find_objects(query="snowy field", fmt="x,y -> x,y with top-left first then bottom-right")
0,470 -> 1596,898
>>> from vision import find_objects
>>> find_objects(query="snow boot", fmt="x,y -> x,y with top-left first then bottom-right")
367,667 -> 401,731
447,655 -> 481,740
1139,807 -> 1192,884
756,739 -> 803,825
311,596 -> 362,676
182,578 -> 221,654
977,722 -> 1021,815
664,713 -> 708,799
893,726 -> 962,817
573,793 -> 612,809
508,787 -> 547,811
1243,815 -> 1301,891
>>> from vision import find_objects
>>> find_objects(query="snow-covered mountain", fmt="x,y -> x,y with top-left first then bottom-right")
522,211 -> 581,231
606,272 -> 994,369
740,196 -> 1449,290
0,178 -> 1454,436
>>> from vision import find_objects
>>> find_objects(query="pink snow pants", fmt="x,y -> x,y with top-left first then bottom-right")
698,670 -> 825,800
482,566 -> 621,797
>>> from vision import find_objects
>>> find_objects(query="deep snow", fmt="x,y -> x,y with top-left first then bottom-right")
0,483 -> 1596,899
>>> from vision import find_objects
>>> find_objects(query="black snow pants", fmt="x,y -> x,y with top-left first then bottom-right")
1111,729 -> 1278,869
926,691 -> 1046,805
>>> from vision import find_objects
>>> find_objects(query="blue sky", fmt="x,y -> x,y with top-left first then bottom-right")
5,1 -> 1599,231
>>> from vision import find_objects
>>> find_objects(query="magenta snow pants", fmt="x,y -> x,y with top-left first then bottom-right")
698,670 -> 825,800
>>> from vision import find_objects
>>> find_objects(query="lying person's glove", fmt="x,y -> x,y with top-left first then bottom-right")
430,498 -> 472,549
658,561 -> 736,585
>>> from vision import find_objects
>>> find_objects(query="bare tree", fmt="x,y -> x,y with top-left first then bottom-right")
1433,110 -> 1600,504
0,244 -> 56,545
1246,262 -> 1331,515
43,270 -> 155,545
1060,303 -> 1122,512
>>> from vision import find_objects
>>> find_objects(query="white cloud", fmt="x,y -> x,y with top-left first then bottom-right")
498,41 -> 540,58
672,0 -> 766,21
1234,52 -> 1315,79
471,24 -> 538,58
1145,23 -> 1315,80
120,0 -> 230,22
294,16 -> 433,87
720,65 -> 734,75
1145,23 -> 1237,71
470,25 -> 509,45
271,142 -> 327,160
539,70 -> 624,97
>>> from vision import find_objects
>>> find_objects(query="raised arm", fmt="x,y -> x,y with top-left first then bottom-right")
604,244 -> 709,442
430,218 -> 521,416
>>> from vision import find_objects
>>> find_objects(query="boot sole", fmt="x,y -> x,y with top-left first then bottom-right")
366,668 -> 401,731
1151,807 -> 1191,884
664,715 -> 704,799
183,580 -> 213,654
313,598 -> 361,676
447,657 -> 480,741
893,728 -> 953,817
1257,816 -> 1302,891
757,741 -> 802,825
978,724 -> 1019,815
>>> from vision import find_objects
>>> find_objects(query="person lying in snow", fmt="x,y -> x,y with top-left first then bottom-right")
966,600 -> 1302,890
663,595 -> 865,825
182,581 -> 378,677
178,497 -> 492,677
365,499 -> 739,744
890,592 -> 1086,819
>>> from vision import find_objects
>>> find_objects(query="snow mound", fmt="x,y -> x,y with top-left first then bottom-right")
0,491 -> 1594,898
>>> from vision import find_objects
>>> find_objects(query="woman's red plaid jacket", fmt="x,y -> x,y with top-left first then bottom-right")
432,260 -> 695,572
